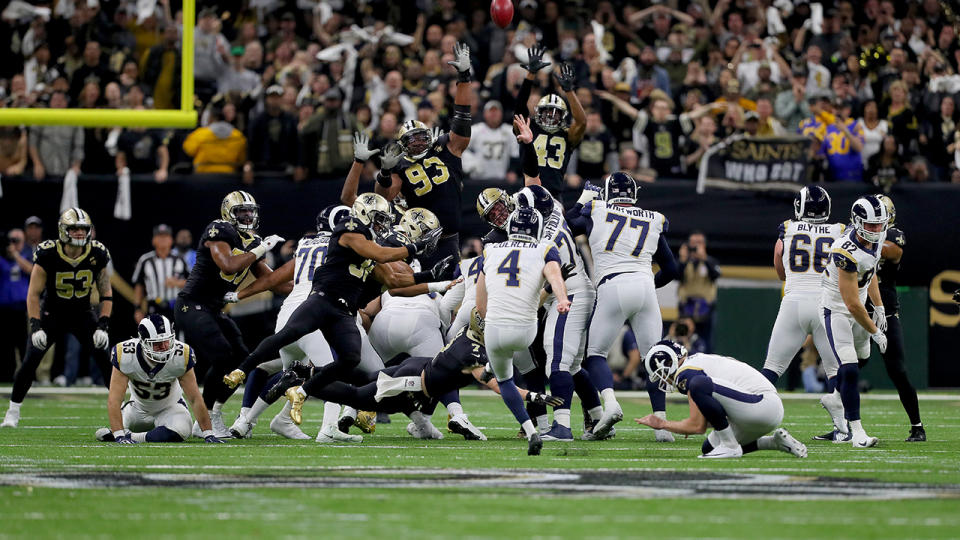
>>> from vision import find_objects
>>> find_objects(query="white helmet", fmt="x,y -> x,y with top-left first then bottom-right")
850,195 -> 889,243
138,314 -> 176,364
644,340 -> 688,392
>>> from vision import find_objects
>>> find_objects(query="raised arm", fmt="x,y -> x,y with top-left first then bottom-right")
513,115 -> 542,186
555,64 -> 586,146
446,42 -> 473,156
596,90 -> 640,120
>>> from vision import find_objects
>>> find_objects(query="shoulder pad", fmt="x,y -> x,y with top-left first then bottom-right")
204,220 -> 238,242
91,240 -> 111,261
336,217 -> 369,236
34,240 -> 56,262
889,228 -> 905,247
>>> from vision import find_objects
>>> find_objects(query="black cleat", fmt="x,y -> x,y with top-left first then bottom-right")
338,415 -> 355,434
812,429 -> 851,442
263,370 -> 303,403
289,361 -> 315,380
527,433 -> 543,456
906,426 -> 926,442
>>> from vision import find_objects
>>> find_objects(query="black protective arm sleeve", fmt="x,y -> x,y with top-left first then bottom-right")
451,104 -> 472,137
520,140 -> 539,178
515,77 -> 534,118
653,235 -> 681,288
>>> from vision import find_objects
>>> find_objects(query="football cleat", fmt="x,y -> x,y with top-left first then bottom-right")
209,410 -> 234,438
851,433 -> 879,448
354,411 -> 377,433
285,387 -> 306,425
906,426 -> 926,442
316,425 -> 363,443
773,428 -> 808,458
263,370 -> 303,403
1,409 -> 19,428
812,428 -> 851,442
654,429 -> 675,443
699,445 -> 743,459
541,421 -> 574,442
337,414 -> 356,434
222,369 -> 246,389
448,414 -> 487,441
229,413 -> 255,439
191,420 -> 203,438
527,433 -> 543,455
592,402 -> 623,439
269,412 -> 310,440
819,393 -> 848,434
406,421 -> 443,440
95,427 -> 115,442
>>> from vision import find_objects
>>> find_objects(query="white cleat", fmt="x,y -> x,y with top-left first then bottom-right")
699,445 -> 743,459
1,409 -> 19,428
191,420 -> 203,438
229,413 -> 255,439
95,427 -> 113,442
269,412 -> 311,440
592,402 -> 623,439
654,429 -> 675,443
406,421 -> 444,440
208,410 -> 234,439
819,393 -> 847,435
773,428 -> 808,458
851,432 -> 879,448
448,414 -> 487,441
316,425 -> 363,443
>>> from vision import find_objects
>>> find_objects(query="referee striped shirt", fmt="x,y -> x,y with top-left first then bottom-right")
133,251 -> 188,304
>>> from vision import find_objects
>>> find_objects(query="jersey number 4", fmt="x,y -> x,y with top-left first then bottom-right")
533,134 -> 566,169
404,157 -> 450,196
54,270 -> 94,299
497,250 -> 521,287
789,234 -> 832,273
604,213 -> 650,256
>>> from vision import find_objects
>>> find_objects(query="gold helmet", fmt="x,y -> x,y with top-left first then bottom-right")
220,190 -> 260,232
398,207 -> 440,242
535,94 -> 568,133
477,187 -> 515,230
352,192 -> 394,240
466,306 -> 485,345
58,208 -> 93,247
875,194 -> 896,227
397,119 -> 435,160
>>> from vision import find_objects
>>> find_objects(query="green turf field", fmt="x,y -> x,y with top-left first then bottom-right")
1,391 -> 958,539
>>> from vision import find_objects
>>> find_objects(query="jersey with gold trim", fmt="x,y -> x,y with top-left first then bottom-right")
820,228 -> 884,314
33,239 -> 111,312
310,217 -> 377,314
876,227 -> 905,312
778,220 -> 845,298
526,123 -> 576,198
110,337 -> 196,413
481,241 -> 560,324
454,255 -> 483,306
583,200 -> 667,279
180,220 -> 263,309
675,353 -> 776,396
391,134 -> 464,234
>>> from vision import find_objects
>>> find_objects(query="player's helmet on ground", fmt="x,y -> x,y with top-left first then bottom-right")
506,207 -> 543,244
515,185 -> 554,218
317,205 -> 351,234
535,94 -> 568,133
644,339 -> 689,393
875,194 -> 896,227
397,120 -> 435,160
138,314 -> 176,364
604,171 -> 638,205
352,193 -> 394,241
221,190 -> 260,232
58,207 -> 93,247
851,195 -> 889,243
467,306 -> 485,345
793,185 -> 831,223
477,188 -> 515,230
398,207 -> 441,242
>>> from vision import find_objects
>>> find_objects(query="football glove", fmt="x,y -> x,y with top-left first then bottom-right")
353,132 -> 380,162
577,186 -> 600,206
223,291 -> 239,303
554,63 -> 576,92
525,392 -> 564,408
954,288 -> 960,303
524,44 -> 551,73
251,234 -> 284,259
92,329 -> 109,350
379,143 -> 403,170
426,255 -> 455,281
447,41 -> 471,73
115,433 -> 137,444
204,434 -> 226,444
544,263 -> 577,294
31,329 -> 47,350
872,306 -> 887,333
413,227 -> 444,256
870,330 -> 888,354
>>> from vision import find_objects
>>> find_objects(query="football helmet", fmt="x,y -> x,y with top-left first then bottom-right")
138,314 -> 176,364
466,306 -> 485,345
397,120 -> 435,160
352,192 -> 394,241
506,207 -> 543,244
535,94 -> 568,133
58,207 -> 93,247
644,339 -> 688,393
221,190 -> 260,232
604,171 -> 637,205
316,204 -> 351,234
477,187 -> 514,230
850,195 -> 889,243
875,194 -> 896,227
398,207 -> 440,242
793,185 -> 831,223
515,185 -> 554,218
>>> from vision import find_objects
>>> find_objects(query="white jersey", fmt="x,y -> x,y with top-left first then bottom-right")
110,338 -> 196,412
820,228 -> 884,314
482,240 -> 560,324
456,256 -> 483,306
462,122 -> 519,178
542,200 -> 594,298
380,259 -> 442,318
680,353 -> 776,395
778,220 -> 846,298
284,234 -> 330,307
583,200 -> 667,280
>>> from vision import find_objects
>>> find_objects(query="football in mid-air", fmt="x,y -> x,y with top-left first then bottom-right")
490,0 -> 514,29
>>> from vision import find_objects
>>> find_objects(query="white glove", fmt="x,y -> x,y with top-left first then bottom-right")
872,306 -> 887,333
577,188 -> 599,206
353,132 -> 380,162
431,126 -> 444,143
251,234 -> 284,259
870,330 -> 888,354
31,329 -> 47,350
223,292 -> 239,304
92,329 -> 109,350
446,41 -> 471,73
379,143 -> 403,170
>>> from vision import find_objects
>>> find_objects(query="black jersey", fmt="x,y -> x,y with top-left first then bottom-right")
877,227 -> 905,312
481,227 -> 507,246
391,134 -> 464,234
422,329 -> 487,397
527,124 -> 576,197
311,217 -> 377,313
179,220 -> 263,310
33,239 -> 111,313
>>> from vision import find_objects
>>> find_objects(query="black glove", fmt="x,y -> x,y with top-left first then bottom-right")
525,391 -> 563,408
97,316 -> 110,331
524,45 -> 551,73
417,255 -> 455,283
954,288 -> 960,303
204,434 -> 225,443
412,227 -> 443,257
554,63 -> 576,92
545,263 -> 577,294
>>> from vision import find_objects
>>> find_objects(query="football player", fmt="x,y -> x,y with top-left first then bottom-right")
868,195 -> 924,442
761,186 -> 845,384
94,315 -> 223,444
514,44 -> 586,200
476,207 -> 571,455
637,340 -> 807,459
174,191 -> 285,437
817,196 -> 889,448
565,172 -> 681,442
2,208 -> 114,428
375,42 -> 474,275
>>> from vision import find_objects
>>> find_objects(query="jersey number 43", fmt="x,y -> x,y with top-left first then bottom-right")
533,134 -> 566,169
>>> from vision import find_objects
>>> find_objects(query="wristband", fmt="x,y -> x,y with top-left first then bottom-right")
404,244 -> 417,258
413,271 -> 431,284
457,69 -> 471,83
202,429 -> 215,438
428,281 -> 451,293
97,316 -> 110,331
376,171 -> 393,187
250,243 -> 268,259
113,430 -> 126,439
30,317 -> 43,334
354,157 -> 366,164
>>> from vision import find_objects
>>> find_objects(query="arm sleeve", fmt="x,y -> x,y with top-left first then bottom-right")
515,77 -> 534,117
653,235 -> 680,288
521,139 -> 539,178
564,203 -> 591,236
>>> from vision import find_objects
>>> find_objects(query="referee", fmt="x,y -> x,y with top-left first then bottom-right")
133,224 -> 188,323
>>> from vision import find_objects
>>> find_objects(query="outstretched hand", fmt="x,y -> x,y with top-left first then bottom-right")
513,115 -> 533,144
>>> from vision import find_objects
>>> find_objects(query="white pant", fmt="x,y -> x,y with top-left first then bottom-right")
122,399 -> 193,440
763,297 -> 832,377
708,390 -> 784,444
369,309 -> 444,362
586,274 -> 661,358
486,321 -> 538,382
820,307 -> 871,378
357,316 -> 385,374
543,288 -> 594,375
276,302 -> 335,370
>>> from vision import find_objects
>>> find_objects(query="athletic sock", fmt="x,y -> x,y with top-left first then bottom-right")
646,380 -> 665,412
241,368 -> 269,408
572,369 -> 602,410
600,388 -> 618,409
837,363 -> 861,422
757,435 -> 776,450
826,376 -> 837,393
714,426 -> 739,448
654,410 -> 668,422
131,432 -> 147,443
760,368 -> 779,384
342,406 -> 357,421
321,401 -> 340,430
445,402 -> 464,417
247,398 -> 272,423
497,378 -> 531,426
849,419 -> 866,438
587,406 -> 603,421
549,371 -> 575,409
535,414 -> 549,432
7,401 -> 21,413
239,407 -> 250,419
583,355 -> 614,392
211,402 -> 224,415
912,422 -> 923,427
741,441 -> 759,454
554,409 -> 571,429
521,420 -> 536,438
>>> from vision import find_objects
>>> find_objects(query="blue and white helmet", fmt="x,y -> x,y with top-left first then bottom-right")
514,184 -> 554,218
507,207 -> 543,244
644,339 -> 688,392
850,195 -> 889,243
793,185 -> 831,223
604,171 -> 637,205
317,204 -> 351,234
138,314 -> 176,364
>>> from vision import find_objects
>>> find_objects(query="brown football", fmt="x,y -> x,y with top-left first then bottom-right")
490,0 -> 514,29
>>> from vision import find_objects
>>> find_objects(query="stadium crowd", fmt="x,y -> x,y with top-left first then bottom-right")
1,0 -> 960,187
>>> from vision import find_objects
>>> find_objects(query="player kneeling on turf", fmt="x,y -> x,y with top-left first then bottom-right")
636,340 -> 806,459
95,314 -> 224,444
